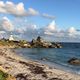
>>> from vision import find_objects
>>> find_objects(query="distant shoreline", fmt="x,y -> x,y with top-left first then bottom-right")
0,36 -> 62,48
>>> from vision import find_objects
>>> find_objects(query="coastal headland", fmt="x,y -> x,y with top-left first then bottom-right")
0,36 -> 62,48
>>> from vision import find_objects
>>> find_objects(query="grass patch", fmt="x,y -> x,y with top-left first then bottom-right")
0,70 -> 8,80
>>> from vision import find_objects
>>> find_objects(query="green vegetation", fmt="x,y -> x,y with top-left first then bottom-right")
0,38 -> 29,48
0,70 -> 8,80
0,70 -> 16,80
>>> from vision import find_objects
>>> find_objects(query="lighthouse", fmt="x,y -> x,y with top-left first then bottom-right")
9,35 -> 14,41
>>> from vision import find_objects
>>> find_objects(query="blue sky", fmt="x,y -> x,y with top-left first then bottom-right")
12,0 -> 80,29
29,0 -> 80,29
1,0 -> 80,29
0,0 -> 80,42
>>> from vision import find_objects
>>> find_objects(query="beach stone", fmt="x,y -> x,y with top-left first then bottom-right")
29,65 -> 45,74
68,57 -> 80,65
40,57 -> 49,61
15,73 -> 28,80
48,77 -> 63,80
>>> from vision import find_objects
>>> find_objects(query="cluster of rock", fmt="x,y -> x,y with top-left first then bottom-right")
68,57 -> 80,65
30,36 -> 62,48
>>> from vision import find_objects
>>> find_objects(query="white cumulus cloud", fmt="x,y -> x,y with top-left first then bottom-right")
0,16 -> 79,42
1,16 -> 14,31
0,1 -> 39,17
44,20 -> 57,35
67,27 -> 78,37
0,1 -> 55,19
28,8 -> 39,16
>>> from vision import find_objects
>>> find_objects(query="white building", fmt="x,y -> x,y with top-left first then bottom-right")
9,35 -> 14,41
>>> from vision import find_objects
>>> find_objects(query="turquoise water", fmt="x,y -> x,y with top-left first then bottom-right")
14,43 -> 80,74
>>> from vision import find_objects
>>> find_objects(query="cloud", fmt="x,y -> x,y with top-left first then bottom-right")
0,1 -> 39,17
1,16 -> 14,31
0,31 -> 5,34
66,27 -> 80,39
0,16 -> 80,42
37,20 -> 80,42
42,21 -> 80,39
66,27 -> 76,37
42,13 -> 55,19
0,1 -> 55,19
67,27 -> 76,33
15,24 -> 39,40
43,20 -> 57,35
28,8 -> 39,16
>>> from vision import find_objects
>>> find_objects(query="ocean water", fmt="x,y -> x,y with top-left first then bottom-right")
14,43 -> 80,74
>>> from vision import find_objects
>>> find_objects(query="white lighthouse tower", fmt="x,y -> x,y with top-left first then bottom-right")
9,35 -> 14,41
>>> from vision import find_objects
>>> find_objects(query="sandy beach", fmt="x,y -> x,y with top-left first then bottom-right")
0,48 -> 80,80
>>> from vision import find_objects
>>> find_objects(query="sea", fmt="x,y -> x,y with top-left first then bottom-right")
14,43 -> 80,75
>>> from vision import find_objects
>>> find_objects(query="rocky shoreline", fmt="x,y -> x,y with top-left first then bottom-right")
0,48 -> 80,80
0,36 -> 62,48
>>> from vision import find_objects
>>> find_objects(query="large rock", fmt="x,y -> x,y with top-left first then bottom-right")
68,58 -> 80,65
30,36 -> 62,48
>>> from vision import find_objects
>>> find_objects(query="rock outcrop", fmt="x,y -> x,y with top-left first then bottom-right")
68,57 -> 80,65
30,36 -> 62,48
0,36 -> 62,48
